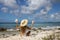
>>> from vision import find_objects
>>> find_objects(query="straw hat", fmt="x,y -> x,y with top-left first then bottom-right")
20,19 -> 28,26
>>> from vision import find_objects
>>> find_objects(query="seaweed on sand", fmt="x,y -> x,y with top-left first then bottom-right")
0,28 -> 7,31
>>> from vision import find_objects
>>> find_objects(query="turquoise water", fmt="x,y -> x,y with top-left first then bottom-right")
0,22 -> 60,29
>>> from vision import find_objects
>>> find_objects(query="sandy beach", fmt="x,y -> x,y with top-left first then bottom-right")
0,28 -> 60,40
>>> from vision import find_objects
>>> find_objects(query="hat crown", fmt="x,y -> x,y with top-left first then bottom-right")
20,19 -> 28,26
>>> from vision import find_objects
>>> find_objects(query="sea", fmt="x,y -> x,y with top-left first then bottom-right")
0,22 -> 60,29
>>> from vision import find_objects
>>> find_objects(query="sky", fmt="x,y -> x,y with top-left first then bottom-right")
0,0 -> 60,22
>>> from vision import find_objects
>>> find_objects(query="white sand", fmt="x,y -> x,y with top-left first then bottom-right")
0,30 -> 55,40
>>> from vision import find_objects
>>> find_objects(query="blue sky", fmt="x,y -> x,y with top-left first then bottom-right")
0,0 -> 60,22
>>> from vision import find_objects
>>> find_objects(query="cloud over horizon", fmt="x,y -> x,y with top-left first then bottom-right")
0,0 -> 60,22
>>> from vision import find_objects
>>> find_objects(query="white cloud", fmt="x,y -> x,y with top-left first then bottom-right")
34,12 -> 60,22
35,4 -> 52,18
40,4 -> 52,15
0,0 -> 52,14
50,14 -> 54,18
20,0 -> 52,14
55,13 -> 60,19
50,12 -> 60,20
45,4 -> 52,11
0,0 -> 52,17
1,7 -> 8,13
10,9 -> 21,16
40,9 -> 47,15
28,17 -> 34,20
21,6 -> 33,14
27,0 -> 51,10
0,0 -> 17,7
13,10 -> 20,14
